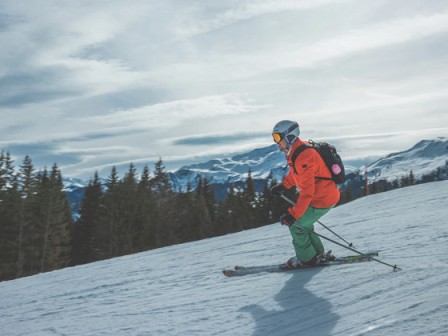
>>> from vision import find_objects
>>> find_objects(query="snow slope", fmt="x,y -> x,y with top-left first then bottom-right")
1,181 -> 448,336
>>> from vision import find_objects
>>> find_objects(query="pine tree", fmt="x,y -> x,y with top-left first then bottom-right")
0,156 -> 22,280
191,177 -> 213,239
152,158 -> 171,197
135,166 -> 157,251
201,177 -> 216,223
0,151 -> 6,191
369,182 -> 378,195
243,169 -> 257,228
72,172 -> 103,265
257,180 -> 274,225
151,159 -> 176,247
15,155 -> 36,278
18,155 -> 35,196
192,181 -> 212,239
344,186 -> 353,203
175,184 -> 197,242
409,170 -> 415,185
0,151 -> 14,191
400,174 -> 410,187
214,198 -> 232,237
37,165 -> 72,273
102,166 -> 121,258
222,185 -> 240,233
392,179 -> 400,189
117,163 -> 139,255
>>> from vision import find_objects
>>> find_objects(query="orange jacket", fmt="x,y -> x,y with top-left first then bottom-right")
282,139 -> 340,219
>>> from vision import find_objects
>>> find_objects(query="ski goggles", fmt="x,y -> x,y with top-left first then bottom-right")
272,132 -> 283,143
272,123 -> 298,144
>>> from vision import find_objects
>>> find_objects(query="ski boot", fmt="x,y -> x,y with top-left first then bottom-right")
284,256 -> 303,268
317,250 -> 335,264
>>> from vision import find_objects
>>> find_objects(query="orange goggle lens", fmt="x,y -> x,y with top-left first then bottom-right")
272,132 -> 282,143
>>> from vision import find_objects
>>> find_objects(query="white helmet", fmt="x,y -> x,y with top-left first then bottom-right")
272,120 -> 300,145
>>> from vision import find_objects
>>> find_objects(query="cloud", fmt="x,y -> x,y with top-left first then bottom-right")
225,10 -> 448,78
171,131 -> 267,146
0,1 -> 152,104
80,94 -> 270,130
0,69 -> 83,106
0,141 -> 57,156
0,140 -> 82,168
174,0 -> 342,39
140,8 -> 448,86
292,11 -> 448,65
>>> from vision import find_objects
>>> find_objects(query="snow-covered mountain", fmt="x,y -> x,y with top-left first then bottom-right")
63,178 -> 88,221
366,137 -> 448,182
168,137 -> 448,190
168,144 -> 287,192
62,177 -> 88,191
2,181 -> 447,336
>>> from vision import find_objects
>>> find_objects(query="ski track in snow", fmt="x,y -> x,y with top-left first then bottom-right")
1,181 -> 448,336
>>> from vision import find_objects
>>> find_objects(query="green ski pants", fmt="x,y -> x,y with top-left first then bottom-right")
289,206 -> 333,263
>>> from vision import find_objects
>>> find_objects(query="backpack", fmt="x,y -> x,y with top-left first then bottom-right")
290,140 -> 346,184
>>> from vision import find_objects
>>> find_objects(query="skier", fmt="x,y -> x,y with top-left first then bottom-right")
271,120 -> 340,268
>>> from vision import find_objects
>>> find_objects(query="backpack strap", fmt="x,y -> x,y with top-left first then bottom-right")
290,144 -> 311,175
290,144 -> 332,180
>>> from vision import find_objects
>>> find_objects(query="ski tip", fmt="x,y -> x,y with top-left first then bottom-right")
223,270 -> 235,277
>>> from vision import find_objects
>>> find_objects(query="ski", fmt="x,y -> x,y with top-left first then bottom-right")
223,252 -> 379,277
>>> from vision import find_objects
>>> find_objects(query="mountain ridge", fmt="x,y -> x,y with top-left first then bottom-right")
167,136 -> 448,190
365,137 -> 448,183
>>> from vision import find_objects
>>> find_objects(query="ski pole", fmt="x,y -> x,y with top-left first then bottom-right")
279,194 -> 401,271
279,194 -> 354,247
312,230 -> 401,271
317,220 -> 353,247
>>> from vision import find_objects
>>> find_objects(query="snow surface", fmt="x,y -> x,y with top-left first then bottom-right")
1,181 -> 448,336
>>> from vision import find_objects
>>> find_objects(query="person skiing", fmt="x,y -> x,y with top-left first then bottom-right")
271,120 -> 340,268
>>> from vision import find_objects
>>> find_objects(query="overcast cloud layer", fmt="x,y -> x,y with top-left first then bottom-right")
1,0 -> 448,179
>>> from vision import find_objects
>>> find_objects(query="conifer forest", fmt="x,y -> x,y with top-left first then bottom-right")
0,151 -> 291,281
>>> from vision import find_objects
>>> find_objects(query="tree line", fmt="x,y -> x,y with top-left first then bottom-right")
0,152 -> 290,281
338,164 -> 447,203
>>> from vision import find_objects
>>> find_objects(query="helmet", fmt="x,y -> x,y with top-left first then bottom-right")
272,120 -> 300,145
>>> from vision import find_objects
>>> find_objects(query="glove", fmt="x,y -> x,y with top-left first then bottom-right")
270,184 -> 286,196
280,213 -> 296,227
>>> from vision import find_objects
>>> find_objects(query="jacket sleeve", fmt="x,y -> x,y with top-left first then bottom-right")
287,149 -> 317,219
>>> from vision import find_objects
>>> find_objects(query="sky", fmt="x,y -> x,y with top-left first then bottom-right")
1,0 -> 448,179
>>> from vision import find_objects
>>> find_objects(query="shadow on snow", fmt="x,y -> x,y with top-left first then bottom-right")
239,268 -> 338,336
